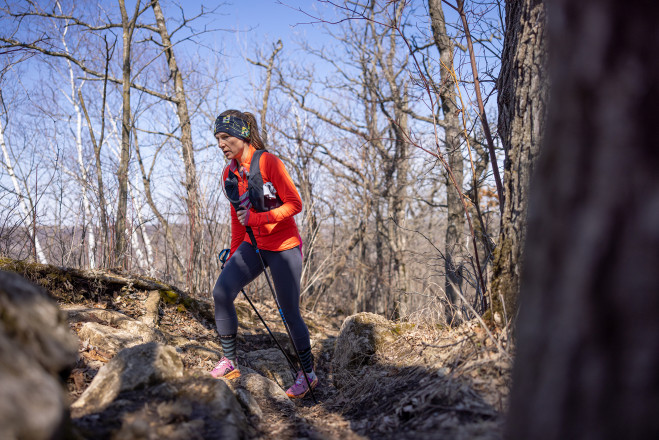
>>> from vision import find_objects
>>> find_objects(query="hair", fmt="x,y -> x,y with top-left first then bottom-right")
218,109 -> 266,150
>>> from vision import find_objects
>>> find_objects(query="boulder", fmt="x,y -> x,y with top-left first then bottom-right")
0,270 -> 78,440
235,387 -> 264,419
72,342 -> 183,415
240,372 -> 294,411
71,307 -> 165,356
332,312 -> 397,388
78,322 -> 146,356
242,348 -> 296,388
112,377 -> 248,440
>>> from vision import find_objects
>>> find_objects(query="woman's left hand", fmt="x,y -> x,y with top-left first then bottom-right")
236,208 -> 248,226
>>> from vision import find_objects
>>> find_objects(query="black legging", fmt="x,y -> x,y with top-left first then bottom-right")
212,241 -> 310,351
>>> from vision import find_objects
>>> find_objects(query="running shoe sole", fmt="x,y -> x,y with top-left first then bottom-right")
217,369 -> 241,380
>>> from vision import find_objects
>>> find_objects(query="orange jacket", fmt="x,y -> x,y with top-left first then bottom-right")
223,145 -> 302,258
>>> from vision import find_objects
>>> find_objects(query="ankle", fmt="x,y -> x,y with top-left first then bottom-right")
298,347 -> 314,374
219,333 -> 237,362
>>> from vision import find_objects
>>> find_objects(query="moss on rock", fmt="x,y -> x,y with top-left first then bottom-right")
160,289 -> 179,304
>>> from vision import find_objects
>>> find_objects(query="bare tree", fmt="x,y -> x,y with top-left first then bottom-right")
115,0 -> 151,267
453,0 -> 503,207
133,125 -> 186,280
78,52 -> 112,268
0,1 -> 215,287
428,0 -> 466,324
247,39 -> 283,145
150,0 -> 203,291
507,0 -> 659,438
0,109 -> 47,264
490,0 -> 547,324
56,12 -> 97,268
279,1 -> 415,316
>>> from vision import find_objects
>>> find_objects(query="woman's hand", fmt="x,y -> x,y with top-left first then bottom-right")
236,208 -> 248,226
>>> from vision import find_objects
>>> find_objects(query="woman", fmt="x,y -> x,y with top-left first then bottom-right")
210,109 -> 318,399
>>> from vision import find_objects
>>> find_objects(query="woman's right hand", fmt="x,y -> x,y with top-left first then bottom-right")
236,208 -> 248,226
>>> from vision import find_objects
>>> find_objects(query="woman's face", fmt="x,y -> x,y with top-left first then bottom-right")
216,132 -> 248,161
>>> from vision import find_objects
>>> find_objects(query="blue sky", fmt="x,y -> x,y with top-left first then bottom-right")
181,0 -> 332,52
220,0 -> 331,41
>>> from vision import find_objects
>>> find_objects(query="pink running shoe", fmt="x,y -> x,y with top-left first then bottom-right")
286,370 -> 318,398
211,357 -> 240,379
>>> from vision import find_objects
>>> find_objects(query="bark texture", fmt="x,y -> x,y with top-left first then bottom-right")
507,1 -> 659,438
491,0 -> 547,321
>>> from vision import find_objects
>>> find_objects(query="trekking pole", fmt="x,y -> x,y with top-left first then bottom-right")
243,225 -> 319,404
218,248 -> 297,380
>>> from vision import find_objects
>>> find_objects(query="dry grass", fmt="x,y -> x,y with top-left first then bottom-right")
324,319 -> 511,439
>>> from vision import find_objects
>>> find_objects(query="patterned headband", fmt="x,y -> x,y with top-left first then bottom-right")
214,114 -> 251,141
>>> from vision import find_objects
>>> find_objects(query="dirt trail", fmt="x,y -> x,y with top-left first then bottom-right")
2,260 -> 510,439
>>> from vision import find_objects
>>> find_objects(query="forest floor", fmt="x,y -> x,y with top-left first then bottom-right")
3,259 -> 512,439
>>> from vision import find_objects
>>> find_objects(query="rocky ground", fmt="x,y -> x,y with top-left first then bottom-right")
0,259 -> 512,439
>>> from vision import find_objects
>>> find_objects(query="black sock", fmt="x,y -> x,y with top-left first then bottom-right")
219,334 -> 237,362
298,347 -> 314,373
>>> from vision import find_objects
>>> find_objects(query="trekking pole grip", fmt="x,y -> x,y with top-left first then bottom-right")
218,248 -> 230,269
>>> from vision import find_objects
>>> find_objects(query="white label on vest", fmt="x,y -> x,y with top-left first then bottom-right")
263,182 -> 277,199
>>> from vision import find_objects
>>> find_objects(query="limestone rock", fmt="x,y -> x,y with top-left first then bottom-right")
78,322 -> 146,356
72,307 -> 165,356
332,312 -> 397,388
242,348 -> 296,388
240,372 -> 294,411
72,342 -> 184,415
112,377 -> 248,440
235,387 -> 263,419
0,270 -> 78,440
73,376 -> 249,439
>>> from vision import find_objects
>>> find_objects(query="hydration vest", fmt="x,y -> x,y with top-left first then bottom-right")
224,149 -> 284,213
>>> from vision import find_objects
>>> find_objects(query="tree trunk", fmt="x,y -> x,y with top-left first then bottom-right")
151,0 -> 201,292
384,6 -> 410,316
428,0 -> 465,324
115,0 -> 140,267
507,1 -> 659,438
490,0 -> 547,324
389,100 -> 409,315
